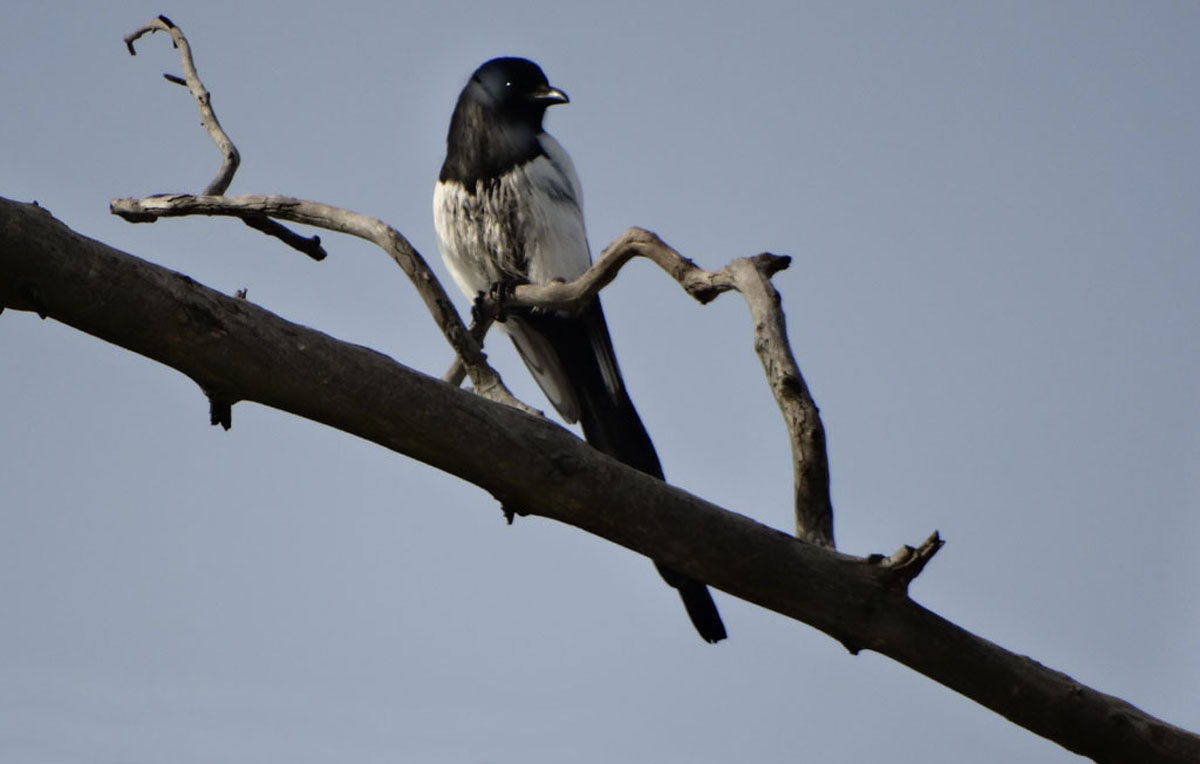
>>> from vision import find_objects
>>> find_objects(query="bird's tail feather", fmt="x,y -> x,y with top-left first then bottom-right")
656,563 -> 728,643
515,300 -> 728,643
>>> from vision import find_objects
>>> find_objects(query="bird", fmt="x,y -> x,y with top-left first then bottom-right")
433,57 -> 727,643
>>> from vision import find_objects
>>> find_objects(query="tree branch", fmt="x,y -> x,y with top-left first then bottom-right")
472,227 -> 833,545
122,15 -> 321,262
109,193 -> 532,415
124,15 -> 240,196
118,15 -> 531,416
3,196 -> 1198,763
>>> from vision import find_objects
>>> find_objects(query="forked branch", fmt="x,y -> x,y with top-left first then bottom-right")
115,17 -> 527,413
124,15 -> 239,196
111,193 -> 533,414
464,228 -> 833,545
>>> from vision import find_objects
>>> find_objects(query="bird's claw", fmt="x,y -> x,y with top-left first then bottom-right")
479,276 -> 528,322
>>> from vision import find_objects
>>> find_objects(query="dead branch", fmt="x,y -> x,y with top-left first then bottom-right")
3,196 -> 1197,764
117,16 -> 530,414
110,192 -> 533,414
124,15 -> 239,196
121,16 -> 324,261
240,213 -> 326,261
455,227 -> 832,545
869,531 -> 946,591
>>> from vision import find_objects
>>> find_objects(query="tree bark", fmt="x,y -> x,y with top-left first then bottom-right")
2,195 -> 1197,763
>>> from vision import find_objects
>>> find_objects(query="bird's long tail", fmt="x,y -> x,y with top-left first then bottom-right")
510,301 -> 727,643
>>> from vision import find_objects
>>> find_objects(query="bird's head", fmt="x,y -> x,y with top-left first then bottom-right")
466,57 -> 569,129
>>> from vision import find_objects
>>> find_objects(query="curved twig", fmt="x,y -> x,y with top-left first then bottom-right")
124,16 -> 324,259
503,227 -> 760,312
117,17 -> 525,413
124,15 -> 239,196
442,314 -> 495,385
110,193 -> 532,414
459,227 -> 833,546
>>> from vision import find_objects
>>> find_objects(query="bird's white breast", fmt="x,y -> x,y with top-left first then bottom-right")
433,133 -> 591,301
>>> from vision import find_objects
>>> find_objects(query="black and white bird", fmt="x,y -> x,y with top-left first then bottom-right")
433,57 -> 726,643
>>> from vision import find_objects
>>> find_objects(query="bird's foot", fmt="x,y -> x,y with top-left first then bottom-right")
480,276 -> 529,322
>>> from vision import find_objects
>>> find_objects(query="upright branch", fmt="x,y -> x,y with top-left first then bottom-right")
726,256 -> 832,546
124,15 -> 239,196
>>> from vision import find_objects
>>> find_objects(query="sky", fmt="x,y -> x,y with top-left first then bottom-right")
2,2 -> 1199,762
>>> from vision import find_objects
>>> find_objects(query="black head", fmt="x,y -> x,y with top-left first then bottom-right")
466,57 -> 569,129
440,57 -> 570,187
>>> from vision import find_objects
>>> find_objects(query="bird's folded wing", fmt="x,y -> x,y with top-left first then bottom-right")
505,315 -> 581,423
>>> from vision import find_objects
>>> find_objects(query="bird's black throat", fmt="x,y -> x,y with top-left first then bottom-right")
439,94 -> 546,191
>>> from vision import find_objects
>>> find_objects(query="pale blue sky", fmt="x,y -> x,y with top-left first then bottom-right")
3,2 -> 1198,762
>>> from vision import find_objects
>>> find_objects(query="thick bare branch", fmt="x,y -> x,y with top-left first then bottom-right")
4,197 -> 1197,764
110,193 -> 532,414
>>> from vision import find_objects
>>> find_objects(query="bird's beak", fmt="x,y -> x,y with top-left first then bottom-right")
536,86 -> 569,106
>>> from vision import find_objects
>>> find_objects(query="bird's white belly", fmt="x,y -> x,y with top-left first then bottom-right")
433,154 -> 591,300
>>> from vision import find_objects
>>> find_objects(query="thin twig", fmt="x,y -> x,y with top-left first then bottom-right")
110,194 -> 533,413
117,18 -> 525,412
124,15 -> 322,260
498,228 -> 750,312
124,15 -> 240,195
241,214 -> 326,261
442,313 -> 494,386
